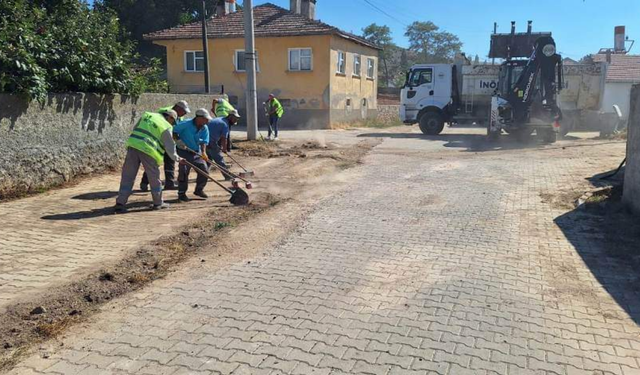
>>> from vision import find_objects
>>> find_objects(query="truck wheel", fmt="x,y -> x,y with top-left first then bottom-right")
419,112 -> 445,135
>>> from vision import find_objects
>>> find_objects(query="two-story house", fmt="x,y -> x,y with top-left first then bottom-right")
144,1 -> 381,129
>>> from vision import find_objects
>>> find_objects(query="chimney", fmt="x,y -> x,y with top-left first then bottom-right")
300,0 -> 316,19
217,0 -> 237,17
290,0 -> 300,14
615,26 -> 626,53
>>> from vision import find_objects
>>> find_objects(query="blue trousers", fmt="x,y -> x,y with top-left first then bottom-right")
206,146 -> 232,180
269,115 -> 279,138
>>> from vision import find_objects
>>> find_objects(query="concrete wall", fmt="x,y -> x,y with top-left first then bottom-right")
156,35 -> 333,129
602,82 -> 634,120
623,84 -> 640,214
0,93 -> 220,199
376,105 -> 400,123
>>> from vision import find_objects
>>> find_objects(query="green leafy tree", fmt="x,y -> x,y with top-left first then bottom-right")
405,21 -> 462,63
0,0 -> 158,101
362,23 -> 396,87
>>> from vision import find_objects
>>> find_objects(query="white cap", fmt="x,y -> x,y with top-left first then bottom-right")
175,100 -> 191,114
195,108 -> 213,120
161,109 -> 178,122
228,109 -> 241,118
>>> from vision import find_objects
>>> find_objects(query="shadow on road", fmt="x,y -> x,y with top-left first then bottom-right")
554,172 -> 640,324
357,132 -> 551,152
72,191 -> 119,200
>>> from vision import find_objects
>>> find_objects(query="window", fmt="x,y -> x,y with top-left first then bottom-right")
185,51 -> 204,72
408,68 -> 433,87
367,58 -> 375,79
235,50 -> 260,72
353,54 -> 361,77
337,51 -> 346,74
289,48 -> 313,71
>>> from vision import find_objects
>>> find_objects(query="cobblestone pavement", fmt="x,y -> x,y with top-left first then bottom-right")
8,128 -> 640,375
0,142 -> 293,312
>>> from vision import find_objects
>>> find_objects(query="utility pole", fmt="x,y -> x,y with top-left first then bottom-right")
201,0 -> 211,93
243,0 -> 258,140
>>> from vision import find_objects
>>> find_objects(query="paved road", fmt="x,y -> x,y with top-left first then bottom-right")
8,128 -> 640,375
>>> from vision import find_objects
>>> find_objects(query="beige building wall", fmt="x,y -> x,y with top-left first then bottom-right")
329,35 -> 378,124
155,35 -> 332,128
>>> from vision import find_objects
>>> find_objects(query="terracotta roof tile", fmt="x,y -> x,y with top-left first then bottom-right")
144,3 -> 380,50
593,54 -> 640,83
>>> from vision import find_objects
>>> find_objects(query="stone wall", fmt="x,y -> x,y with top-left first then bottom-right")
0,93 -> 220,199
377,105 -> 401,123
623,84 -> 640,214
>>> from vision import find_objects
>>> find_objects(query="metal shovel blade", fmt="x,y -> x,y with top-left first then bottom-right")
229,188 -> 250,206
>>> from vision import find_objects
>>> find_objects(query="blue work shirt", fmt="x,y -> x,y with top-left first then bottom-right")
173,119 -> 209,152
206,118 -> 230,149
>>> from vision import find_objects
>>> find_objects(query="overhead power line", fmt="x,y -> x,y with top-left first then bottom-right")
359,0 -> 409,27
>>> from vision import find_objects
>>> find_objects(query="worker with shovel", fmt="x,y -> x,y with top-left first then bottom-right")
114,110 -> 180,213
266,93 -> 284,140
206,109 -> 241,180
140,100 -> 191,192
173,108 -> 211,202
212,97 -> 238,150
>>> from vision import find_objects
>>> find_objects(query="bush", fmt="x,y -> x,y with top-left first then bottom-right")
0,0 -> 165,102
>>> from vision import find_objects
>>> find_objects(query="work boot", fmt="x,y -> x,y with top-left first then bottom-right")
178,194 -> 190,202
194,190 -> 208,199
139,183 -> 149,192
164,184 -> 178,191
114,204 -> 128,214
151,202 -> 171,210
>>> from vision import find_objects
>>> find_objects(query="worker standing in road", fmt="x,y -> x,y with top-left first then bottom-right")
266,93 -> 284,140
140,100 -> 191,192
206,109 -> 241,180
212,97 -> 237,150
114,110 -> 180,213
173,108 -> 211,202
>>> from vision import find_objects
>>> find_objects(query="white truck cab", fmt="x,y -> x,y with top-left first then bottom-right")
400,64 -> 458,135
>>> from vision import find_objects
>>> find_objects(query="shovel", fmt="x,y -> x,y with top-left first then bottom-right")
181,159 -> 249,206
208,161 -> 254,190
224,151 -> 255,178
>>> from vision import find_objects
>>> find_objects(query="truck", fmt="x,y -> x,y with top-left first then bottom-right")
399,22 -> 614,142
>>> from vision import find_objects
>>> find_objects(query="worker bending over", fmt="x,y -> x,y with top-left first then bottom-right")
173,108 -> 211,202
114,110 -> 180,213
266,93 -> 284,140
140,100 -> 191,191
206,109 -> 241,180
212,97 -> 237,150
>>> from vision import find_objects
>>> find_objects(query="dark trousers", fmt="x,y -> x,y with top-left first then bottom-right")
269,115 -> 279,138
206,146 -> 232,180
177,149 -> 208,194
141,153 -> 176,189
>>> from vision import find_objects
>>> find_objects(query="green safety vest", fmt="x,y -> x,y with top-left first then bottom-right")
215,99 -> 235,118
125,112 -> 172,166
158,105 -> 185,121
269,98 -> 284,118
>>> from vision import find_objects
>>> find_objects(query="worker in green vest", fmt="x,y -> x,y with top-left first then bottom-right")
140,100 -> 191,191
212,97 -> 237,150
114,110 -> 181,213
212,97 -> 235,117
266,93 -> 284,140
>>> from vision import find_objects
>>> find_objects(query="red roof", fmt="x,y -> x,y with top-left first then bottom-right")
144,3 -> 380,50
593,54 -> 640,83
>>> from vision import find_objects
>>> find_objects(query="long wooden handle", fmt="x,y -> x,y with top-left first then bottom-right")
181,159 -> 233,194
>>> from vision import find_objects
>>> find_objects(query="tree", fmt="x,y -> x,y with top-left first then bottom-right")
103,0 -> 220,60
0,0 -> 162,101
362,23 -> 396,87
404,21 -> 462,64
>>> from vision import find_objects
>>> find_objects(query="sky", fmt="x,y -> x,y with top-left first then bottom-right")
253,0 -> 640,61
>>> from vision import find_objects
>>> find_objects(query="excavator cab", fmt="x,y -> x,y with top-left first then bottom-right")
488,22 -> 563,143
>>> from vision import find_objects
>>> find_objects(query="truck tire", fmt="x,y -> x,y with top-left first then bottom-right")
419,112 -> 445,135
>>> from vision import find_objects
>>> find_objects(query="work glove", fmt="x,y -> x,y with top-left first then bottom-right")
201,153 -> 210,163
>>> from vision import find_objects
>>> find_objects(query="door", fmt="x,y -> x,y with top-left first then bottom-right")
406,68 -> 435,106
